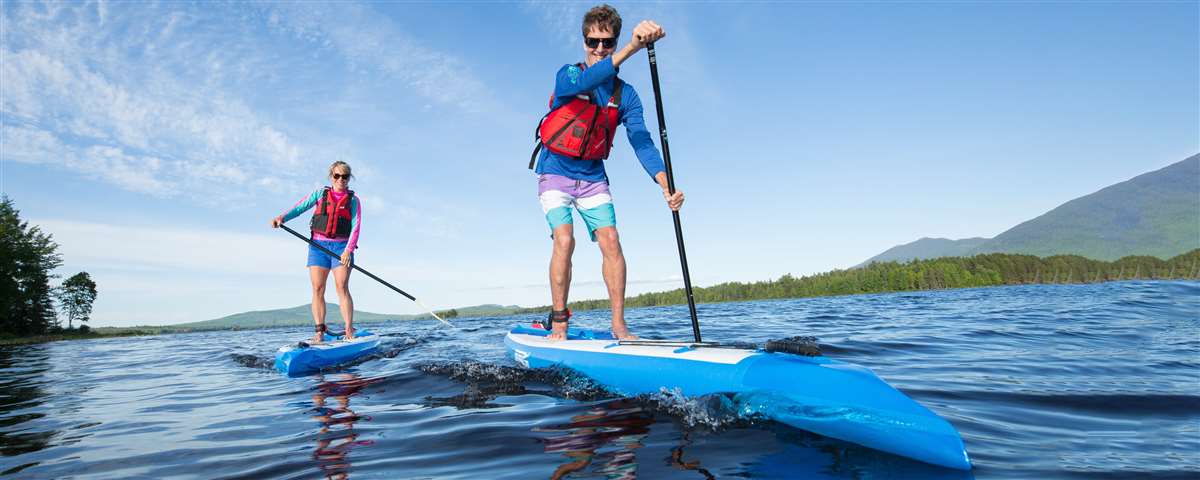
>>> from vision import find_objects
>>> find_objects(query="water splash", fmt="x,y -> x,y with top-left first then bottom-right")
634,387 -> 760,431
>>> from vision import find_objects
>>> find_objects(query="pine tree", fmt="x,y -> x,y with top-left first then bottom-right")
0,196 -> 63,336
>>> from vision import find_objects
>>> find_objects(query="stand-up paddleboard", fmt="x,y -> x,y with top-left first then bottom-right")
275,330 -> 379,376
505,325 -> 971,470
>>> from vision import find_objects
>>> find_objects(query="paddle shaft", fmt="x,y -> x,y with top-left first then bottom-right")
280,224 -> 414,299
276,225 -> 451,326
647,43 -> 702,343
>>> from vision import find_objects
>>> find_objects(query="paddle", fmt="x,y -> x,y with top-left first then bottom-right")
618,337 -> 822,356
646,42 -> 702,343
276,223 -> 451,327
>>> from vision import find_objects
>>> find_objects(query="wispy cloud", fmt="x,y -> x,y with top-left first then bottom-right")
263,2 -> 499,114
0,1 -> 501,207
1,2 -> 305,203
520,1 -> 721,104
524,1 -> 590,53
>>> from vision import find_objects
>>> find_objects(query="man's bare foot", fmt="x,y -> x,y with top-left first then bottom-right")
312,332 -> 325,344
344,325 -> 355,340
546,309 -> 571,341
548,322 -> 567,341
612,328 -> 638,340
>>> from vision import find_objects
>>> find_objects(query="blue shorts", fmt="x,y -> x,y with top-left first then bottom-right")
307,240 -> 352,270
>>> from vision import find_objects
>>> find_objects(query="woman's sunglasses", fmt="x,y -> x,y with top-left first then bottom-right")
332,173 -> 351,181
585,37 -> 617,49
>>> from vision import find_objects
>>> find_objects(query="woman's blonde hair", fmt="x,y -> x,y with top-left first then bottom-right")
328,161 -> 353,179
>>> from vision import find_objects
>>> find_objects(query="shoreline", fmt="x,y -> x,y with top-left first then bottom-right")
11,276 -> 1198,346
0,331 -> 154,347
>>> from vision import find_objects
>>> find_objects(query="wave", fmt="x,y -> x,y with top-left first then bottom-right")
909,389 -> 1200,416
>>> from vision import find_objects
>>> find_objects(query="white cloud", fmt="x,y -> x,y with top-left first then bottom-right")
40,219 -> 299,275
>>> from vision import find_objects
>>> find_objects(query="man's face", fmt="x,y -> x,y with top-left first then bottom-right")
583,24 -> 617,66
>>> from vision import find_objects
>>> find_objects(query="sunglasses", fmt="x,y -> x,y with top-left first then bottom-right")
584,37 -> 617,49
332,173 -> 351,180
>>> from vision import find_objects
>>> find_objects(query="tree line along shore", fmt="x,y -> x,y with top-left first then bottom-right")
516,249 -> 1200,315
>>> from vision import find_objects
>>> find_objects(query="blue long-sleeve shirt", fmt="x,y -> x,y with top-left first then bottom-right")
534,57 -> 665,184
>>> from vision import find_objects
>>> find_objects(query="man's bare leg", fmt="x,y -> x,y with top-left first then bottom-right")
548,224 -> 575,340
595,227 -> 635,339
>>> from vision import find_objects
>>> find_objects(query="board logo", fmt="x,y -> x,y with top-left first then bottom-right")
513,349 -> 530,368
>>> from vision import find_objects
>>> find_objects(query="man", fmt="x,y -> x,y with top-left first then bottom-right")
532,4 -> 684,340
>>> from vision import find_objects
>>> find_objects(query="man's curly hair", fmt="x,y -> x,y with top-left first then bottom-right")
582,4 -> 621,38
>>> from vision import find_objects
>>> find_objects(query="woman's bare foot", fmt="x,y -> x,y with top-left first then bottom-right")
312,332 -> 325,344
344,325 -> 355,340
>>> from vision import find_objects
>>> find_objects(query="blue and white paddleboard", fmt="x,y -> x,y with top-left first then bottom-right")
505,325 -> 970,470
274,330 -> 379,376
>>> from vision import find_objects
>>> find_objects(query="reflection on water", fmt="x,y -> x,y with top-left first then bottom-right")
535,399 -> 652,480
534,400 -> 727,479
669,432 -> 716,480
310,373 -> 379,479
0,345 -> 54,470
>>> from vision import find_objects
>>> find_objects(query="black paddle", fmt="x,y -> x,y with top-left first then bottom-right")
276,223 -> 451,326
646,42 -> 702,343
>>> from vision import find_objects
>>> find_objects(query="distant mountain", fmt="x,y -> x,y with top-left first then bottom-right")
976,155 -> 1199,260
859,155 -> 1200,265
855,237 -> 990,267
444,304 -> 524,318
170,303 -> 523,331
170,304 -> 407,330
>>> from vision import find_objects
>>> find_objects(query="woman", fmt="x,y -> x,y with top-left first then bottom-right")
271,161 -> 362,343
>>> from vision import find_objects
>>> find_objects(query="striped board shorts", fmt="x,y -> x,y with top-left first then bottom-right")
537,174 -> 616,241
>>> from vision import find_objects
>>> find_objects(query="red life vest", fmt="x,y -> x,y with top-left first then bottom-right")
309,187 -> 355,237
528,68 -> 623,169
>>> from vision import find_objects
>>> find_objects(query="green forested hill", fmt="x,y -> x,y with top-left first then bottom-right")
977,155 -> 1199,260
860,155 -> 1199,264
172,304 -> 406,330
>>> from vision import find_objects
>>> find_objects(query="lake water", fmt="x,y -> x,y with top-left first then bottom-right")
2,281 -> 1197,479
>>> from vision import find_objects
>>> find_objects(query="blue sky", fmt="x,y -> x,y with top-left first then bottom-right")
2,1 -> 1196,327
